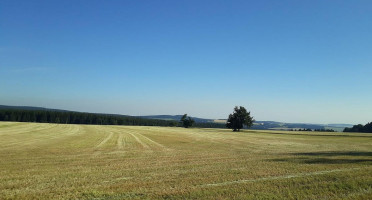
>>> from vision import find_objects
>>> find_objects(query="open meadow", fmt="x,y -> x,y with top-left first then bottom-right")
0,122 -> 371,199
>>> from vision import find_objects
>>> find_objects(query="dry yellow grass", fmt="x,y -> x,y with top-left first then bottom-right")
0,122 -> 371,199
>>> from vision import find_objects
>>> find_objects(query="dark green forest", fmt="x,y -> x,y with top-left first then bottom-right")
343,122 -> 372,133
0,109 -> 178,126
0,109 -> 226,128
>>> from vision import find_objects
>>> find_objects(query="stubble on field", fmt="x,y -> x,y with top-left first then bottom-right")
0,122 -> 371,199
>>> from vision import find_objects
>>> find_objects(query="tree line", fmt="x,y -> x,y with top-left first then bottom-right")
343,122 -> 372,133
0,109 -> 227,128
313,128 -> 335,132
0,106 -> 256,131
0,109 -> 179,126
292,128 -> 335,132
6,106 -> 368,133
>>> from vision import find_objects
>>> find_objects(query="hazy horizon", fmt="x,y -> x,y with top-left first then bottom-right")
0,103 -> 359,125
1,1 -> 371,125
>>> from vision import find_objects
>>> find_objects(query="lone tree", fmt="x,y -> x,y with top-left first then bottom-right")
180,114 -> 195,128
226,106 -> 254,131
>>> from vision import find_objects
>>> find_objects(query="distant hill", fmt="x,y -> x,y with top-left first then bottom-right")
0,105 -> 129,117
0,105 -> 354,131
327,124 -> 355,128
251,121 -> 353,132
136,116 -> 353,132
138,115 -> 214,123
0,105 -> 69,112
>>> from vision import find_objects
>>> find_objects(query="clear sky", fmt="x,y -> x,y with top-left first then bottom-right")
1,0 -> 371,124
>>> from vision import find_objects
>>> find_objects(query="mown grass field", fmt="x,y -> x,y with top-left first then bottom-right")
0,122 -> 371,199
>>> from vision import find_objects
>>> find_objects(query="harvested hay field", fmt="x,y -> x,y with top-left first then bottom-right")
0,122 -> 371,199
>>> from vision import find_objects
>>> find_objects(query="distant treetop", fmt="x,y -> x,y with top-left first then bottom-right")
226,106 -> 254,132
344,122 -> 372,133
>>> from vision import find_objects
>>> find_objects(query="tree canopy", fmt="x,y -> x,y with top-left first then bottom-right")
226,106 -> 254,131
344,122 -> 372,133
0,109 -> 179,127
180,114 -> 195,128
0,109 -> 228,129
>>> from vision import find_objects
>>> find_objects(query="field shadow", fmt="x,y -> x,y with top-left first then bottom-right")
270,151 -> 372,164
294,151 -> 372,157
247,131 -> 372,138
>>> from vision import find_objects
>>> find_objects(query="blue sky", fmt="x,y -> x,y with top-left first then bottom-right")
1,0 -> 371,124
